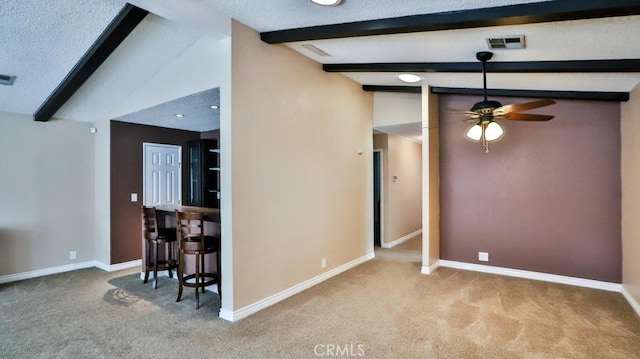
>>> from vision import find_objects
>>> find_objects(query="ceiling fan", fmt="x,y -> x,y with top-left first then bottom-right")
464,51 -> 555,153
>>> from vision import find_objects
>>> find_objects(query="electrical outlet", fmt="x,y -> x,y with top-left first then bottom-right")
478,252 -> 489,262
70,251 -> 77,260
321,258 -> 327,269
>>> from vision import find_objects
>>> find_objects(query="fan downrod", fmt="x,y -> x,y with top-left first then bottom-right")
471,51 -> 502,113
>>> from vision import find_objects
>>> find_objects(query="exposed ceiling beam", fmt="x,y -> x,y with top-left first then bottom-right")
362,85 -> 629,102
34,4 -> 148,122
261,0 -> 640,44
326,59 -> 640,73
362,85 -> 421,94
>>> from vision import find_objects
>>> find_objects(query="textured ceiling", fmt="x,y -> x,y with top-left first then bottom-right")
2,0 -> 640,140
0,0 -> 127,115
209,0 -> 547,32
115,88 -> 220,132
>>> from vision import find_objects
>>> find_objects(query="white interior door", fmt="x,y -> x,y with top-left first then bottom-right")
143,143 -> 182,206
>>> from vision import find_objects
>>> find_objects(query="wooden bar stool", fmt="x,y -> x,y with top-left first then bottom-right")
175,210 -> 221,309
141,206 -> 178,289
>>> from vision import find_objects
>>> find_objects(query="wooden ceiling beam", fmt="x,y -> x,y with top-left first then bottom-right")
261,0 -> 640,44
34,4 -> 148,122
362,85 -> 629,102
326,59 -> 640,73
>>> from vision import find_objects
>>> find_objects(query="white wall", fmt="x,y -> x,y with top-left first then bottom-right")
0,113 -> 95,276
373,92 -> 422,127
93,118 -> 111,267
109,33 -> 229,119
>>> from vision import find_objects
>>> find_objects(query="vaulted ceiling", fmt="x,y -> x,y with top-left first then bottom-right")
2,0 -> 640,129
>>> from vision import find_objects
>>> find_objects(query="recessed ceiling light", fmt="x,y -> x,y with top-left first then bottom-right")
310,0 -> 342,6
398,74 -> 422,83
210,105 -> 219,109
175,114 -> 184,118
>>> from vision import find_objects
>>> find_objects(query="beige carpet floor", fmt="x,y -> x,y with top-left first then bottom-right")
1,236 -> 639,358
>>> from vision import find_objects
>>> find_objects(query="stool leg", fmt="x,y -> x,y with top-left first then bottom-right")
195,252 -> 200,310
201,252 -> 206,294
176,250 -> 184,303
216,250 -> 221,296
167,242 -> 174,279
143,240 -> 151,284
153,241 -> 159,289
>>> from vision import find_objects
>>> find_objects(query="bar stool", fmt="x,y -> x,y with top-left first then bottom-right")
141,206 -> 178,289
175,210 -> 221,309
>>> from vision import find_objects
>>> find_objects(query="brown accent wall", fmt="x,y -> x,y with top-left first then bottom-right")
110,120 -> 200,264
201,129 -> 220,141
439,95 -> 621,283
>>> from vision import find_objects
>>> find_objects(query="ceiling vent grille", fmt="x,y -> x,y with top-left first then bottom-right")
301,44 -> 331,57
486,35 -> 526,50
0,74 -> 16,86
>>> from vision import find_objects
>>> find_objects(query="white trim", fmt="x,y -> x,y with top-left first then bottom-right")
382,229 -> 422,249
421,260 -> 440,275
219,252 -> 375,322
438,260 -> 621,292
0,261 -> 96,284
622,286 -> 640,318
138,269 -> 173,280
95,259 -> 141,272
0,259 -> 143,285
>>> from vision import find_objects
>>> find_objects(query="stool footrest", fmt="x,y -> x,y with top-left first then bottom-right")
179,273 -> 218,288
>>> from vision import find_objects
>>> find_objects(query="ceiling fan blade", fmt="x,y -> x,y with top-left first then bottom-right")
493,99 -> 556,115
500,113 -> 555,121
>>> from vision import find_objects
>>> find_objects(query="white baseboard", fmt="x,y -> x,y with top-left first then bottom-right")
219,252 -> 375,322
438,260 -> 621,292
0,259 -> 143,285
421,260 -> 440,275
94,259 -> 141,272
0,261 -> 96,284
622,286 -> 640,318
381,229 -> 422,249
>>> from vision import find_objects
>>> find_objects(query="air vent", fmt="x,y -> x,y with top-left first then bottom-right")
486,35 -> 526,50
301,44 -> 331,57
0,74 -> 16,86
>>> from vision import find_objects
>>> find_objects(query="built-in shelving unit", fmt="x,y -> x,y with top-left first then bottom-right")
186,139 -> 220,208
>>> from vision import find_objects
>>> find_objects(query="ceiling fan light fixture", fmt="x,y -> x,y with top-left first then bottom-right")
466,124 -> 483,141
485,121 -> 504,141
310,0 -> 342,6
398,73 -> 422,83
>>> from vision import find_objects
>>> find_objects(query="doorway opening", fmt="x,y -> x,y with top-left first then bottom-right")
373,149 -> 383,248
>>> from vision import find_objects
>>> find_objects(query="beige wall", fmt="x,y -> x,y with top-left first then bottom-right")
373,133 -> 422,246
230,21 -> 374,309
0,113 -> 95,275
622,84 -> 640,308
373,92 -> 421,127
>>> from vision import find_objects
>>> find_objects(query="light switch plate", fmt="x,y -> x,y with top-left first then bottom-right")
131,193 -> 138,202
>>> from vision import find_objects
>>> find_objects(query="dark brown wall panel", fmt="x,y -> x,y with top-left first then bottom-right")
439,95 -> 621,283
110,121 -> 200,264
